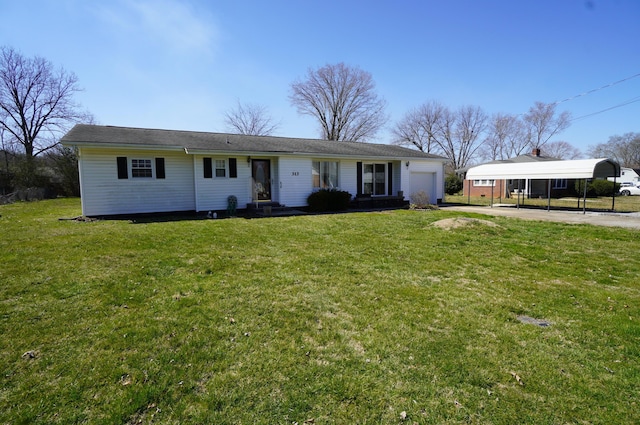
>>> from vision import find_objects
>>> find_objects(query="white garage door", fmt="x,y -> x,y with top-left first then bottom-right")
410,172 -> 436,204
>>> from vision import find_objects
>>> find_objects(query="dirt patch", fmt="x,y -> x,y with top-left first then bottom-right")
517,315 -> 551,327
432,217 -> 501,230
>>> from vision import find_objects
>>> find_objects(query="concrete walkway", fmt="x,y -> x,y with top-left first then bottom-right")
440,204 -> 640,229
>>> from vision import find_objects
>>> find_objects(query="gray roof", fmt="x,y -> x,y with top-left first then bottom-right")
457,152 -> 559,173
62,124 -> 447,161
495,153 -> 560,163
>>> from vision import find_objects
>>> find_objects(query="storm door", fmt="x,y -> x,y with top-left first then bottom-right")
252,159 -> 271,201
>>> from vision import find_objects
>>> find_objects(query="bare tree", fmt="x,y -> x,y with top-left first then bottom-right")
0,125 -> 13,193
541,141 -> 582,159
392,101 -> 445,154
479,113 -> 528,161
434,105 -> 487,170
587,132 -> 640,167
224,101 -> 280,136
0,47 -> 90,162
289,63 -> 387,141
523,101 -> 571,150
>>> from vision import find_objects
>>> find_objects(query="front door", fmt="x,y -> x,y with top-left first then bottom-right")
252,159 -> 271,201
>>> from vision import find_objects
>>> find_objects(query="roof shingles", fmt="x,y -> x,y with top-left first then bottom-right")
61,125 -> 446,160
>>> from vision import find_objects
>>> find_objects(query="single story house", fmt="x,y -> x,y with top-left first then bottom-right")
459,148 -> 563,199
61,124 -> 447,217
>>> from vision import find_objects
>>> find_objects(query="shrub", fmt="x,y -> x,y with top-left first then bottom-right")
445,174 -> 463,195
409,191 -> 431,209
574,179 -> 618,198
589,179 -> 618,197
307,189 -> 352,212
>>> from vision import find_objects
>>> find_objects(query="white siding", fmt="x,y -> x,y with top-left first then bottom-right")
278,157 -> 313,207
339,160 -> 358,197
277,158 -> 363,207
404,160 -> 445,203
195,155 -> 253,211
77,146 -> 446,215
78,147 -> 195,216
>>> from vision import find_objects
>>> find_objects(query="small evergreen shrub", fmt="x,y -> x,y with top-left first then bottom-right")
307,189 -> 352,212
589,179 -> 618,197
574,179 -> 618,197
445,174 -> 463,195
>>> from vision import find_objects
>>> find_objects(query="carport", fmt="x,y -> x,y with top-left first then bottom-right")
465,158 -> 621,213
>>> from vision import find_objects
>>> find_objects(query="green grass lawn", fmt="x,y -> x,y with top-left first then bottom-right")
1,198 -> 639,424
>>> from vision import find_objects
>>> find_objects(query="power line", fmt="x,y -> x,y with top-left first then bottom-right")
553,72 -> 640,106
571,95 -> 640,122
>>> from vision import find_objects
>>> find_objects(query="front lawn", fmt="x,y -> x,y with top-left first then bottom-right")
1,198 -> 639,424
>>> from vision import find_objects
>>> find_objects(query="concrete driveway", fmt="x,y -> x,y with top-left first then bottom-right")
441,205 -> 640,230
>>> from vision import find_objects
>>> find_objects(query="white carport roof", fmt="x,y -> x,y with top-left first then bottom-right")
466,158 -> 620,180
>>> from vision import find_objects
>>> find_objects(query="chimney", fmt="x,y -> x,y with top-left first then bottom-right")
532,148 -> 541,157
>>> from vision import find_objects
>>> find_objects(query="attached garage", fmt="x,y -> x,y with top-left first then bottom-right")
409,172 -> 437,205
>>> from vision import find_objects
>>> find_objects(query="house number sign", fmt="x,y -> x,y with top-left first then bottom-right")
291,171 -> 299,176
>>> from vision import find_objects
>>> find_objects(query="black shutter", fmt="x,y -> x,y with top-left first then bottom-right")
203,158 -> 212,178
356,162 -> 363,196
229,158 -> 237,178
155,158 -> 165,179
117,157 -> 128,179
388,162 -> 393,195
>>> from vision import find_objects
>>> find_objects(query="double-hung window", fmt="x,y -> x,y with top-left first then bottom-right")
215,159 -> 226,177
312,161 -> 339,189
131,159 -> 153,178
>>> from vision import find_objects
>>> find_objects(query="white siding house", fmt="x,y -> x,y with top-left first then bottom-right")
608,167 -> 640,185
62,125 -> 447,217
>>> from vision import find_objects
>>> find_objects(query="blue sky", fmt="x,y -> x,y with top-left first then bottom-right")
2,0 -> 639,154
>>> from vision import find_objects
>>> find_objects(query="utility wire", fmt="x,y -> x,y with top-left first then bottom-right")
571,95 -> 640,122
553,72 -> 640,105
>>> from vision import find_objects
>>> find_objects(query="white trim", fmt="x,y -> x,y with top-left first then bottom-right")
193,155 -> 199,212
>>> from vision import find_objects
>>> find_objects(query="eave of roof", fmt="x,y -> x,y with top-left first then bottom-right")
61,124 -> 448,161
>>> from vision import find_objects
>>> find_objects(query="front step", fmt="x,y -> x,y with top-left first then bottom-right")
246,202 -> 306,217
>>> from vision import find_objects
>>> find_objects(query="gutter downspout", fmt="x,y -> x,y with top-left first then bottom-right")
185,148 -> 199,213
